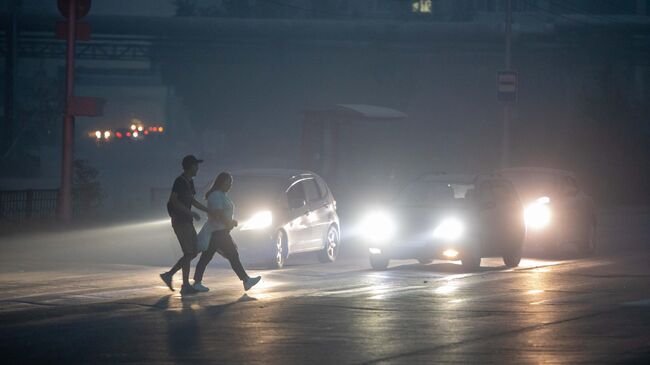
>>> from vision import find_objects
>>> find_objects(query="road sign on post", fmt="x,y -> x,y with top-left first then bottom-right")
497,70 -> 518,103
57,0 -> 91,19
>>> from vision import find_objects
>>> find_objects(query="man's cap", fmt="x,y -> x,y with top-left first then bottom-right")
182,155 -> 204,169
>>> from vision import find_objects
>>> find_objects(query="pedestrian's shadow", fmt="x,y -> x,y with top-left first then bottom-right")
165,296 -> 200,360
149,294 -> 173,311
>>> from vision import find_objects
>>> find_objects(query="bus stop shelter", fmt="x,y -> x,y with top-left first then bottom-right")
301,104 -> 407,187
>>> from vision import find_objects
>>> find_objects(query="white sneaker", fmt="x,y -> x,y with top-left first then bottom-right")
193,282 -> 209,292
243,276 -> 261,291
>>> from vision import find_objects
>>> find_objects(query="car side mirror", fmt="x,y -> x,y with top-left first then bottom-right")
289,198 -> 306,209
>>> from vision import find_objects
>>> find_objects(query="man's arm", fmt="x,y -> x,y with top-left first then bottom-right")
191,198 -> 209,213
169,192 -> 200,220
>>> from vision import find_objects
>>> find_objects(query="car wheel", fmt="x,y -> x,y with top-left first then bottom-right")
503,248 -> 522,268
318,226 -> 339,263
268,230 -> 287,269
461,250 -> 481,272
418,258 -> 433,264
579,224 -> 596,257
369,255 -> 390,270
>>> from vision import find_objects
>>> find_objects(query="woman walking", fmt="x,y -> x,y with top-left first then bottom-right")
193,172 -> 261,292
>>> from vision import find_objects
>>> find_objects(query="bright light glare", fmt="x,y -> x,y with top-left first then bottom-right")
369,248 -> 382,255
435,284 -> 457,294
133,131 -> 139,138
360,211 -> 396,242
443,249 -> 459,258
433,218 -> 464,241
527,289 -> 545,295
137,126 -> 143,132
130,124 -> 137,130
524,198 -> 551,229
95,130 -> 101,139
240,210 -> 273,231
104,131 -> 111,139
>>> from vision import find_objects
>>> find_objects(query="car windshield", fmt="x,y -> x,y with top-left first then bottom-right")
397,181 -> 474,206
224,175 -> 287,214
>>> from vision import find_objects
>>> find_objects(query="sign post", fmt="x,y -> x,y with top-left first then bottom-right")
57,0 -> 97,222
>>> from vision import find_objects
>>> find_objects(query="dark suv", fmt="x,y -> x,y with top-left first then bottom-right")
361,173 -> 526,271
497,167 -> 596,256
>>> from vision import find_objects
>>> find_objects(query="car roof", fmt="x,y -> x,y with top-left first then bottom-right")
497,167 -> 575,177
414,173 -> 476,184
231,168 -> 317,180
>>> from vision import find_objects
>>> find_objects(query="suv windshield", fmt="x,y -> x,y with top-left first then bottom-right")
397,181 -> 474,206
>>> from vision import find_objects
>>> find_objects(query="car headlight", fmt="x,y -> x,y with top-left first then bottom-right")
240,210 -> 273,231
360,211 -> 396,243
524,196 -> 551,229
433,217 -> 464,241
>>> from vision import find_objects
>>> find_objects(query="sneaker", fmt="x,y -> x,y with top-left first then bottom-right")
160,272 -> 174,291
180,284 -> 199,295
193,282 -> 209,292
243,276 -> 261,291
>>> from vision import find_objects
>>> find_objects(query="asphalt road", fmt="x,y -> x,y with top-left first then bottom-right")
1,209 -> 649,364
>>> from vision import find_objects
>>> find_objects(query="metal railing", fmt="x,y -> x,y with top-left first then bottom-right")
0,189 -> 59,222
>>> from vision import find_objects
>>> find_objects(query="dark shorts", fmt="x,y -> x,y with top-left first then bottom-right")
172,222 -> 198,256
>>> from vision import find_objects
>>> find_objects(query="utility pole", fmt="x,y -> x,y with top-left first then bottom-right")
58,0 -> 78,223
501,0 -> 513,168
2,0 -> 18,158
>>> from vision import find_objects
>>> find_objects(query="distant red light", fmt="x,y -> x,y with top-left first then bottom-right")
144,130 -> 149,135
126,132 -> 132,137
115,132 -> 123,138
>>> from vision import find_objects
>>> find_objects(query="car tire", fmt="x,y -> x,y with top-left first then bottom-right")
369,255 -> 390,270
318,226 -> 339,263
461,250 -> 481,272
503,248 -> 522,268
418,258 -> 433,264
268,230 -> 287,269
578,224 -> 596,257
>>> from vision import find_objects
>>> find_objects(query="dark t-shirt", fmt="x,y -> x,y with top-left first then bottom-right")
167,175 -> 196,225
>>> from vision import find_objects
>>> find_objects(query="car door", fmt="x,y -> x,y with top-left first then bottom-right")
285,180 -> 311,252
302,177 -> 330,250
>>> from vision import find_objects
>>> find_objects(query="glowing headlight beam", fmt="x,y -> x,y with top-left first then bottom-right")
360,211 -> 396,243
524,197 -> 551,229
240,210 -> 273,231
443,249 -> 459,258
433,218 -> 464,241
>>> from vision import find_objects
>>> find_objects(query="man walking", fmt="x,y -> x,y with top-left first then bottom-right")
160,155 -> 211,295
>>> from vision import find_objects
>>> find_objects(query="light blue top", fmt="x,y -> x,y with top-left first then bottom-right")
196,190 -> 235,252
207,190 -> 234,231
